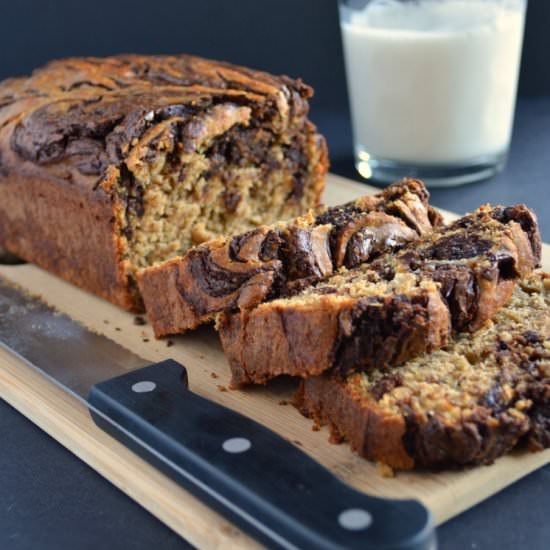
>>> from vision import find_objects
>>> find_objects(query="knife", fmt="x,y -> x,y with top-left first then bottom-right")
0,276 -> 436,550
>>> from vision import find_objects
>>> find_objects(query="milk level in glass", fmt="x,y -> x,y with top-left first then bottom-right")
339,0 -> 527,186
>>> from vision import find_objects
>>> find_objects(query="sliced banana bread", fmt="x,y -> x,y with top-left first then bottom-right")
297,273 -> 550,470
137,178 -> 443,336
0,55 -> 327,311
219,204 -> 540,386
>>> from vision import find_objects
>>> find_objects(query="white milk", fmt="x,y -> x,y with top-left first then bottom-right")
341,0 -> 526,164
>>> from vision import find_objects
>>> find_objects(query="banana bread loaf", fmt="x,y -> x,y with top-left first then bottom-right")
137,179 -> 443,337
0,55 -> 327,311
297,273 -> 550,470
219,204 -> 540,386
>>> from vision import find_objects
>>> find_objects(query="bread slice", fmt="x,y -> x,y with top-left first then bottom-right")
219,204 -> 540,386
137,178 -> 443,336
0,54 -> 327,311
296,273 -> 550,470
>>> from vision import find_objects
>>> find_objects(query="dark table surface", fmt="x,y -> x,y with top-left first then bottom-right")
1,98 -> 549,550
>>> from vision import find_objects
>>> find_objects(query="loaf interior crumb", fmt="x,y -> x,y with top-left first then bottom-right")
120,108 -> 323,270
264,269 -> 435,307
349,274 -> 550,426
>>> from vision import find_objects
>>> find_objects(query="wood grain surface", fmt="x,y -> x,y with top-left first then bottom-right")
0,173 -> 549,547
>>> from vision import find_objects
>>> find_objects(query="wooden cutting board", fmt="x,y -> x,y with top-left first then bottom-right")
0,173 -> 549,549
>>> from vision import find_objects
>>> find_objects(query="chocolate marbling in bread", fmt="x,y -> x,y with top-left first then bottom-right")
137,178 -> 443,337
297,273 -> 550,470
0,54 -> 327,310
219,204 -> 540,386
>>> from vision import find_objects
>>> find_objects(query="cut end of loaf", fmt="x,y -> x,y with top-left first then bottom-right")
119,109 -> 326,273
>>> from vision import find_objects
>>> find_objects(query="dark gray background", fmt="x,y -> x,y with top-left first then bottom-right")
1,1 -> 549,549
2,1 -> 550,95
1,0 -> 549,157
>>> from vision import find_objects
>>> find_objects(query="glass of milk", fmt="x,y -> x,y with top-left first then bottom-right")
339,0 -> 527,186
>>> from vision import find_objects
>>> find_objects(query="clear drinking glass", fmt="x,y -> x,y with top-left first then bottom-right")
338,0 -> 527,187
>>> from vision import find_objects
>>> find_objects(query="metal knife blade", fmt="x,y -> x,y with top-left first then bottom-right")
0,276 -> 436,550
0,277 -> 147,399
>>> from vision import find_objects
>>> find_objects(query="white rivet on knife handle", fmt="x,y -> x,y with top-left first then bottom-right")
132,381 -> 156,393
338,508 -> 372,531
222,437 -> 251,454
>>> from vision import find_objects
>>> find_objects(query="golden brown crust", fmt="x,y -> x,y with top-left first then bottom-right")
223,298 -> 351,386
295,375 -> 414,470
0,170 -> 141,310
0,54 -> 326,310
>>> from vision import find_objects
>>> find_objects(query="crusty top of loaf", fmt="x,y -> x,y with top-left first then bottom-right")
0,54 -> 312,187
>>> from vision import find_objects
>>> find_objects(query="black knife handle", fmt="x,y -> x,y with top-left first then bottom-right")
88,360 -> 436,550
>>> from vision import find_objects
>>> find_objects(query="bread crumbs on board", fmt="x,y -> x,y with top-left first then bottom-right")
377,462 -> 395,478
